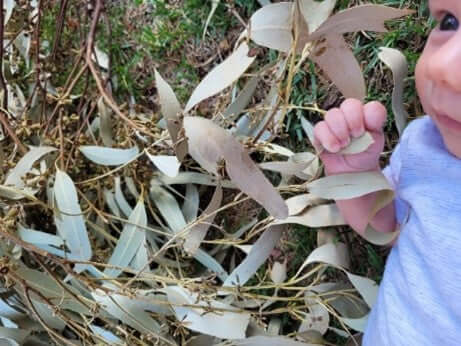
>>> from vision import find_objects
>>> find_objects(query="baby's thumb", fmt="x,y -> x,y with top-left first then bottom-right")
364,101 -> 387,133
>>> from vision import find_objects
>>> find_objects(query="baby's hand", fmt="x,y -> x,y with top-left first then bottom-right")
313,99 -> 387,175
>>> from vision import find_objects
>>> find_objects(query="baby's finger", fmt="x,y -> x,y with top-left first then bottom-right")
313,121 -> 341,153
363,101 -> 387,132
340,98 -> 365,138
325,108 -> 350,147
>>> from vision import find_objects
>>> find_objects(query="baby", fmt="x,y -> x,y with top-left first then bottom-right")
313,0 -> 461,344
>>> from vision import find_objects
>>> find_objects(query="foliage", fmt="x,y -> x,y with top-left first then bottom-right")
0,0 -> 427,345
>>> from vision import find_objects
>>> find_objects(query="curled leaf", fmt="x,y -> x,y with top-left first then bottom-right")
378,47 -> 408,136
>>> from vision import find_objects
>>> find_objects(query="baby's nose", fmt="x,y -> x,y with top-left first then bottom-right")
427,32 -> 461,92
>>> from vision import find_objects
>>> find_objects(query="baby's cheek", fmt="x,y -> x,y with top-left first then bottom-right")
415,56 -> 432,115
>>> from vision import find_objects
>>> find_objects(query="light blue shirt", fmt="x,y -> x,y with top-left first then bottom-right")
363,116 -> 461,345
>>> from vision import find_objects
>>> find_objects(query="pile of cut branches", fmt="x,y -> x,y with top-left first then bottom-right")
0,1 -> 413,345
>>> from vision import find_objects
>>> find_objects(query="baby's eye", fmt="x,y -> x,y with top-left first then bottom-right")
440,13 -> 459,31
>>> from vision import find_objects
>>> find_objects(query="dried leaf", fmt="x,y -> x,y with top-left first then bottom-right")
92,289 -> 164,336
301,116 -> 315,147
184,116 -> 288,219
339,132 -> 374,155
162,285 -> 250,339
299,295 -> 330,335
89,325 -> 123,345
194,249 -> 229,281
182,184 -> 199,223
285,194 -> 324,216
250,3 -> 292,53
184,184 -> 222,255
185,42 -> 256,112
79,146 -> 139,166
154,69 -> 187,160
307,171 -> 393,200
104,198 -> 147,278
17,225 -> 64,248
274,204 -> 345,228
0,327 -> 29,345
156,172 -> 234,188
309,5 -> 414,41
146,153 -> 181,178
295,242 -> 350,277
224,75 -> 260,120
97,97 -> 114,147
114,176 -> 133,217
297,0 -> 336,34
378,47 -> 408,136
270,261 -> 287,284
54,170 -> 92,273
362,224 -> 400,245
223,225 -> 283,287
92,46 -> 109,69
4,0 -> 16,25
4,146 -> 56,188
310,34 -> 365,100
230,335 -> 319,346
346,272 -> 378,308
150,185 -> 186,233
15,266 -> 91,315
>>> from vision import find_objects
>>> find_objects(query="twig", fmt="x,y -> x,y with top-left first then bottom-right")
51,0 -> 69,60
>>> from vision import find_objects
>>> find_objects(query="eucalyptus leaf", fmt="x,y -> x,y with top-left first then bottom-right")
79,146 -> 139,166
97,97 -> 114,147
184,184 -> 222,255
184,116 -> 288,219
4,146 -> 56,188
274,204 -> 345,228
181,184 -> 199,223
146,153 -> 181,178
185,42 -> 256,112
150,184 -> 186,233
92,289 -> 164,337
307,171 -> 393,200
54,170 -> 92,273
378,47 -> 408,136
162,285 -> 250,339
104,199 -> 147,278
223,225 -> 283,288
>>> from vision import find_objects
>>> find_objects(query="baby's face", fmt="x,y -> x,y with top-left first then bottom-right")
416,0 -> 461,158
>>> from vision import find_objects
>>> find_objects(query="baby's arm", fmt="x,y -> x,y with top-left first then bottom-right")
313,99 -> 396,234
